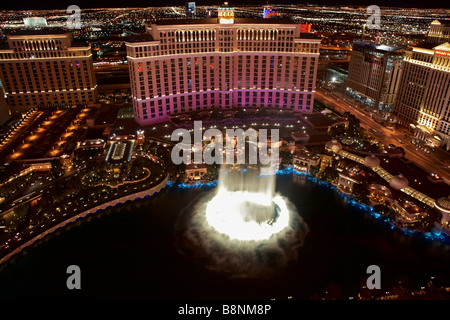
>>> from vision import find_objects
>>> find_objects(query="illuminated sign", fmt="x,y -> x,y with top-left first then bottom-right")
186,2 -> 195,14
435,50 -> 450,57
219,18 -> 234,24
263,7 -> 278,19
218,7 -> 234,24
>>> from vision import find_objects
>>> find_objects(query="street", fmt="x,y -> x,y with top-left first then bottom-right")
315,88 -> 450,182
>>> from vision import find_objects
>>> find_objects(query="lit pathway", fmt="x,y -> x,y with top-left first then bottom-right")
338,150 -> 436,207
0,110 -> 42,152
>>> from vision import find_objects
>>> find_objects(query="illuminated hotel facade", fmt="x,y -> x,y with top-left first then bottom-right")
393,42 -> 450,148
0,30 -> 97,115
126,6 -> 320,125
428,20 -> 450,45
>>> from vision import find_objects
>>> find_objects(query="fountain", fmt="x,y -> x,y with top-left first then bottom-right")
205,167 -> 289,241
174,165 -> 309,278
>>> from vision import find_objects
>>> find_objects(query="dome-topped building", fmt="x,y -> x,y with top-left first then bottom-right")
435,196 -> 450,214
325,139 -> 343,154
435,195 -> 450,231
364,155 -> 380,168
389,173 -> 409,190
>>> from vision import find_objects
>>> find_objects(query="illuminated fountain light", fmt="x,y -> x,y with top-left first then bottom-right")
204,166 -> 291,241
205,190 -> 290,241
174,165 -> 308,278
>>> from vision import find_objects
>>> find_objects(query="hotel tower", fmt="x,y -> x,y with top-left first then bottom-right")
346,41 -> 403,114
393,42 -> 450,148
126,5 -> 320,125
0,30 -> 97,115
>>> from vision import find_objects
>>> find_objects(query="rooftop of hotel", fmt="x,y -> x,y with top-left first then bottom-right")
431,19 -> 450,26
152,17 -> 296,26
294,153 -> 320,160
397,199 -> 427,215
352,40 -> 403,53
414,41 -> 450,51
186,163 -> 208,170
340,165 -> 371,182
126,34 -> 157,43
128,20 -> 319,43
9,28 -> 68,36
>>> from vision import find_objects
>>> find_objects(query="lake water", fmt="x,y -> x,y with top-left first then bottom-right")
0,173 -> 449,299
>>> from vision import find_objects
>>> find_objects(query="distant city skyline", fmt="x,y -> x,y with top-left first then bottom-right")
0,0 -> 447,11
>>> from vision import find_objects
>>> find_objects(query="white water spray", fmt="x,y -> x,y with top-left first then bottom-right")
174,165 -> 309,278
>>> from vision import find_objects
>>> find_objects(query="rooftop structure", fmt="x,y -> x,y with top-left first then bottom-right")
23,17 -> 48,28
364,155 -> 380,168
338,165 -> 370,194
185,163 -> 208,181
389,173 -> 409,190
428,20 -> 450,45
325,139 -> 342,154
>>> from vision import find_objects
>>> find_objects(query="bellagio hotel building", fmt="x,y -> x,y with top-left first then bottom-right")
0,30 -> 97,115
126,6 -> 320,125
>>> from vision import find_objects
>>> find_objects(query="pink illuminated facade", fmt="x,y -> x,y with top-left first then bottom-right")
126,10 -> 320,125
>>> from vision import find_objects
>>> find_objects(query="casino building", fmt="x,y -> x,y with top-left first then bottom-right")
392,42 -> 450,149
427,20 -> 450,45
125,5 -> 320,126
0,30 -> 97,115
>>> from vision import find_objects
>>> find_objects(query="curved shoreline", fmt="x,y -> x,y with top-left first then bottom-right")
284,168 -> 449,242
1,169 -> 448,267
0,175 -> 169,266
173,168 -> 450,243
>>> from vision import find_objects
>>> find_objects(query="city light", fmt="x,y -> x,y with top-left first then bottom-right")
0,2 -> 448,302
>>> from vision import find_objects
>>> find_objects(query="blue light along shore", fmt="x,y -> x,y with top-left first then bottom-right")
0,171 -> 449,299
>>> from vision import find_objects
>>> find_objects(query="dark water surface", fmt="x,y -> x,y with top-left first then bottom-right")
0,174 -> 449,299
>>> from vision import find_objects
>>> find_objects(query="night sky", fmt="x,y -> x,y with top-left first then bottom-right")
0,0 -> 447,10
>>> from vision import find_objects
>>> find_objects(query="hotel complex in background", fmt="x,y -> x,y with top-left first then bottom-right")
346,41 -> 403,116
392,23 -> 450,149
126,5 -> 320,126
0,7 -> 447,150
343,19 -> 450,149
0,30 -> 97,115
427,20 -> 450,45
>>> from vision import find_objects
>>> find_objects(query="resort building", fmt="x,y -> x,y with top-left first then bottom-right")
337,165 -> 369,194
185,163 -> 208,181
346,41 -> 403,115
427,20 -> 450,45
126,5 -> 320,125
0,30 -> 97,115
292,153 -> 320,174
392,42 -> 450,149
394,199 -> 426,224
